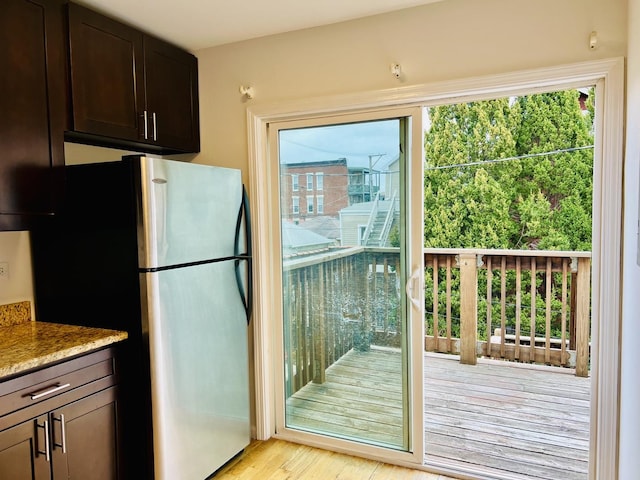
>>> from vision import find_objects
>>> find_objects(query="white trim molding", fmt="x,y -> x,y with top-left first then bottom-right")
247,57 -> 625,479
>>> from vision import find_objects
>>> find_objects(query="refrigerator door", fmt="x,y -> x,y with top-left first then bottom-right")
142,259 -> 250,480
134,155 -> 244,269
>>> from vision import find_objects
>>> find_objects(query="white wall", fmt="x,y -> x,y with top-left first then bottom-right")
194,0 -> 626,181
619,0 -> 640,476
63,142 -> 138,165
0,231 -> 34,312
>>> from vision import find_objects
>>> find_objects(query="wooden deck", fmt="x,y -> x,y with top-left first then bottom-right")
286,348 -> 590,480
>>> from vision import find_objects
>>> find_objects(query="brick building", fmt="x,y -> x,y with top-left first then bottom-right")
280,158 -> 379,222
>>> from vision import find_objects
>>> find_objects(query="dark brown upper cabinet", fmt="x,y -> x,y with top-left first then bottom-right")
0,0 -> 66,230
67,3 -> 200,154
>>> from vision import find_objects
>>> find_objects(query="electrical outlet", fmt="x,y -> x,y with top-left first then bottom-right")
0,262 -> 8,279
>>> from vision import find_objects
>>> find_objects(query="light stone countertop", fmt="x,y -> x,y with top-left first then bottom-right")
0,321 -> 128,378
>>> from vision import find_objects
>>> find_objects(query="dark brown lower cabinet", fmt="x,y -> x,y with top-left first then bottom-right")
0,414 -> 50,479
51,387 -> 120,479
0,348 -> 122,480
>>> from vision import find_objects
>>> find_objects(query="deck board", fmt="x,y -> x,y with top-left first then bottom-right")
286,348 -> 590,480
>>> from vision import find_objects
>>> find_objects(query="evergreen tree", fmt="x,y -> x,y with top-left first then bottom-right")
424,89 -> 593,251
423,89 -> 594,341
424,97 -> 519,248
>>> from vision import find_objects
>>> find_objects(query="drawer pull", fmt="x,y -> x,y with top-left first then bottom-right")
29,383 -> 71,400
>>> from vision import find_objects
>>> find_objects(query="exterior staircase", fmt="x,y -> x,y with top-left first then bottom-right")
362,190 -> 399,247
364,203 -> 394,246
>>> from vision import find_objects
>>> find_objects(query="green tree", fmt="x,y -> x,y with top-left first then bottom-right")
424,97 -> 519,248
423,89 -> 594,341
513,90 -> 593,250
424,90 -> 593,251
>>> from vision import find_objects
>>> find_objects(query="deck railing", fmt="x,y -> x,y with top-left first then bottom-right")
424,248 -> 592,377
283,247 -> 592,397
283,247 -> 401,396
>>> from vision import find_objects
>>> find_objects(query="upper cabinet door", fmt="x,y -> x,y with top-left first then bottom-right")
0,0 -> 65,228
66,4 -> 200,154
144,36 -> 200,153
68,3 -> 145,142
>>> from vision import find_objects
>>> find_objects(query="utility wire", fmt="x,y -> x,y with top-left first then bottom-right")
425,145 -> 594,171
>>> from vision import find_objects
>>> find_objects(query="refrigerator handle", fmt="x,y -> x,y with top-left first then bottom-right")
235,258 -> 253,325
234,186 -> 253,324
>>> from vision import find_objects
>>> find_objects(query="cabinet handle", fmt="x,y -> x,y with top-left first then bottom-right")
29,382 -> 71,400
152,112 -> 157,141
143,110 -> 149,139
53,413 -> 67,453
36,419 -> 51,462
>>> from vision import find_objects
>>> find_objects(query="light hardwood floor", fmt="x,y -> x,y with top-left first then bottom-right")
212,438 -> 457,480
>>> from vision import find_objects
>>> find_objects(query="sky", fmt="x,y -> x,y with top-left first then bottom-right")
278,119 -> 400,171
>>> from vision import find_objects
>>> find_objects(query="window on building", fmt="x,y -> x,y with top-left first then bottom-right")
358,225 -> 367,245
316,173 -> 324,191
292,174 -> 299,192
306,196 -> 314,214
292,196 -> 299,214
307,173 -> 314,191
317,195 -> 324,214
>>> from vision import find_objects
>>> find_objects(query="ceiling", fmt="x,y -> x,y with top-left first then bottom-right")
73,0 -> 444,51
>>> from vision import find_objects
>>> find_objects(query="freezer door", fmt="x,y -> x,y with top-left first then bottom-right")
135,155 -> 244,269
142,260 -> 250,480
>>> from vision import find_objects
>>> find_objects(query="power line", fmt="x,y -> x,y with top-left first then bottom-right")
281,138 -> 383,158
425,145 -> 594,171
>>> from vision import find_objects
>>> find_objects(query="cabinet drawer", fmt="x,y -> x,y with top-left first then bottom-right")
0,348 -> 116,419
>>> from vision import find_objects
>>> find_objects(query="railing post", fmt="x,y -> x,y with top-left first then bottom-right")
459,253 -> 478,365
575,257 -> 591,377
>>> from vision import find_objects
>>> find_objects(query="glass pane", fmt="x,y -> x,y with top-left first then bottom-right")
278,119 -> 409,450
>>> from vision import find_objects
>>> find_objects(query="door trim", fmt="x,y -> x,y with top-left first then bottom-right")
266,108 -> 424,465
247,57 -> 624,479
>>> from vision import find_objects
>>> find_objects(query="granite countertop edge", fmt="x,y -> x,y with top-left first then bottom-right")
0,321 -> 129,378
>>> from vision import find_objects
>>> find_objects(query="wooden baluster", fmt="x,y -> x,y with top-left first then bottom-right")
446,255 -> 452,353
383,258 -> 389,333
396,257 -> 401,338
561,258 -> 568,366
459,253 -> 477,365
500,257 -> 506,358
575,257 -> 591,377
298,269 -> 306,390
300,268 -> 313,388
545,258 -> 552,364
433,255 -> 439,351
372,255 -> 377,340
333,260 -> 338,358
486,257 -> 493,357
286,272 -> 295,396
569,271 -> 577,351
515,257 -> 522,360
530,257 -> 536,363
313,264 -> 326,383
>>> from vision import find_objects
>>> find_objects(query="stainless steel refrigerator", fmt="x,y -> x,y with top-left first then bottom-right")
32,154 -> 252,479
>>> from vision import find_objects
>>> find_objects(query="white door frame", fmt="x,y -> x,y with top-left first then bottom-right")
246,57 -> 624,479
265,107 -> 425,466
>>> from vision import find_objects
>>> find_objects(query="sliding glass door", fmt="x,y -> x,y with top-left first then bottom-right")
269,108 -> 424,461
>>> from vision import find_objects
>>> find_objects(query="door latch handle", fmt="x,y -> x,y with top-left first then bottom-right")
405,267 -> 422,310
